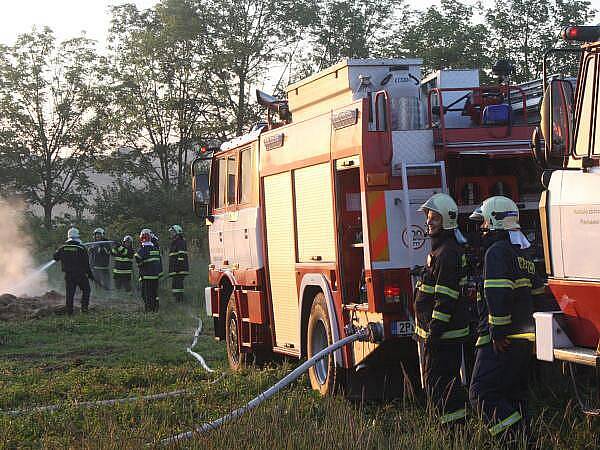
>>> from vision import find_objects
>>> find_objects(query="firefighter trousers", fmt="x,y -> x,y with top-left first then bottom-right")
171,275 -> 185,301
114,274 -> 132,292
65,273 -> 90,315
423,340 -> 467,424
141,279 -> 159,312
469,340 -> 531,438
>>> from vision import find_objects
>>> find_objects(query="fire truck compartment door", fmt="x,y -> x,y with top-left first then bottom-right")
294,163 -> 336,263
264,171 -> 300,349
559,170 -> 600,279
369,188 -> 434,270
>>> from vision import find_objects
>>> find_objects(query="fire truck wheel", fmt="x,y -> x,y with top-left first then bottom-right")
225,294 -> 249,370
307,292 -> 339,396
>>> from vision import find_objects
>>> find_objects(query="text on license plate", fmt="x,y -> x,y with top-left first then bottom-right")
391,320 -> 414,337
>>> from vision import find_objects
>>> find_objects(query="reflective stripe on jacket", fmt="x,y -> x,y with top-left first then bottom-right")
475,232 -> 545,345
414,231 -> 470,341
135,244 -> 163,280
168,236 -> 189,277
111,245 -> 134,275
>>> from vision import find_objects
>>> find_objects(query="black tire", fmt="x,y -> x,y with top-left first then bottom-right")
307,292 -> 339,396
225,294 -> 249,370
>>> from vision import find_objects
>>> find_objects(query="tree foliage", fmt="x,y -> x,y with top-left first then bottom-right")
198,0 -> 315,135
485,0 -> 597,82
0,28 -> 109,228
306,0 -> 409,71
107,0 -> 211,190
400,0 -> 491,76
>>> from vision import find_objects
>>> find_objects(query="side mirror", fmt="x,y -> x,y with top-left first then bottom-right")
191,157 -> 213,221
536,78 -> 574,168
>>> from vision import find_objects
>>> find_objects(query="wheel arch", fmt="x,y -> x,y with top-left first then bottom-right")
216,271 -> 236,339
298,273 -> 342,367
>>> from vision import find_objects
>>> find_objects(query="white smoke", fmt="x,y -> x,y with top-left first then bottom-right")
0,198 -> 49,296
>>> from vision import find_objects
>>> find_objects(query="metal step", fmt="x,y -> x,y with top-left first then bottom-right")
554,347 -> 599,367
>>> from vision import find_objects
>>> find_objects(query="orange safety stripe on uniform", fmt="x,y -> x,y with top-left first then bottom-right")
367,191 -> 390,261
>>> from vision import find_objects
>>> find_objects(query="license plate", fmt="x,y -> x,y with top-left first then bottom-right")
391,320 -> 414,337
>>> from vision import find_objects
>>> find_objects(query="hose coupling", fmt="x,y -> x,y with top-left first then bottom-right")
345,322 -> 383,343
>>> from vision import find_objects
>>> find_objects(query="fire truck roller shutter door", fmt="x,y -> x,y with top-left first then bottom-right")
294,163 -> 336,263
264,171 -> 300,349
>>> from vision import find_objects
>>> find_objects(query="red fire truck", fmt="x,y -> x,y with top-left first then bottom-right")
192,58 -> 541,395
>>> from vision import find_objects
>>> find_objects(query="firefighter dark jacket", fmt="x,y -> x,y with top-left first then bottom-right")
414,230 -> 469,341
111,244 -> 134,276
168,235 -> 189,277
89,242 -> 111,269
475,231 -> 545,346
135,243 -> 163,280
53,240 -> 93,278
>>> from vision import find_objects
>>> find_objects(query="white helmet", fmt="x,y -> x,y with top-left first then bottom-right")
419,193 -> 459,230
93,227 -> 105,237
67,227 -> 80,240
478,196 -> 520,231
139,228 -> 152,242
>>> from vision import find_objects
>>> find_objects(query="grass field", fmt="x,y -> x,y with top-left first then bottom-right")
1,259 -> 599,449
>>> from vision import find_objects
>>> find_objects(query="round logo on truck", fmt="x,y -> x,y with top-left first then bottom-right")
402,225 -> 426,250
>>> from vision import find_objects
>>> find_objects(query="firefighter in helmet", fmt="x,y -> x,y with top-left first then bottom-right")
414,193 -> 470,425
468,196 -> 545,440
134,228 -> 162,312
89,227 -> 112,290
53,227 -> 94,314
168,225 -> 189,302
111,235 -> 134,292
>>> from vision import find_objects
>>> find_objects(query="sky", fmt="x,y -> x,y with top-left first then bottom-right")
0,0 -> 158,47
0,0 -> 451,48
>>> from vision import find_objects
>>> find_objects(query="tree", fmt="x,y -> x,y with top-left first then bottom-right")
107,0 -> 212,190
399,0 -> 490,76
198,0 -> 315,136
0,28 -> 109,228
485,0 -> 597,83
307,0 -> 409,71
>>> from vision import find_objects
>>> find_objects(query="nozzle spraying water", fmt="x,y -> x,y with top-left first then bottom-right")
8,260 -> 57,296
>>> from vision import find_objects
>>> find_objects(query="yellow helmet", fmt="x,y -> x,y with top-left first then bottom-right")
419,193 -> 458,230
479,196 -> 520,231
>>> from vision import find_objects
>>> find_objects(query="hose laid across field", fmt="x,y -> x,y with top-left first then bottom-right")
157,327 -> 369,446
187,317 -> 214,372
3,389 -> 193,416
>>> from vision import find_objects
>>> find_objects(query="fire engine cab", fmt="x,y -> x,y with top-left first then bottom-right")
192,58 -> 541,395
531,25 -> 600,371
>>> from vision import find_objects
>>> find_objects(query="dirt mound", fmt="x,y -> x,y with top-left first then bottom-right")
0,290 -> 70,321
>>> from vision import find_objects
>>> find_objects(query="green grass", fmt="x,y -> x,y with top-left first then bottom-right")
1,256 -> 599,448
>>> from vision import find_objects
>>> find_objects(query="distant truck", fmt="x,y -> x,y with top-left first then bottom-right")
193,58 -> 542,395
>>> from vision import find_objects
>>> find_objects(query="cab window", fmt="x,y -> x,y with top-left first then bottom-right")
216,157 -> 227,208
575,55 -> 597,157
239,147 -> 255,204
227,156 -> 237,205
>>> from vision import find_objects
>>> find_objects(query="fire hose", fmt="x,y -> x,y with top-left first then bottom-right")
157,324 -> 378,446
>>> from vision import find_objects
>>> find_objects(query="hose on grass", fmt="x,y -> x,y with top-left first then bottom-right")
156,327 -> 370,446
3,389 -> 193,416
2,316 -> 217,416
187,316 -> 214,373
